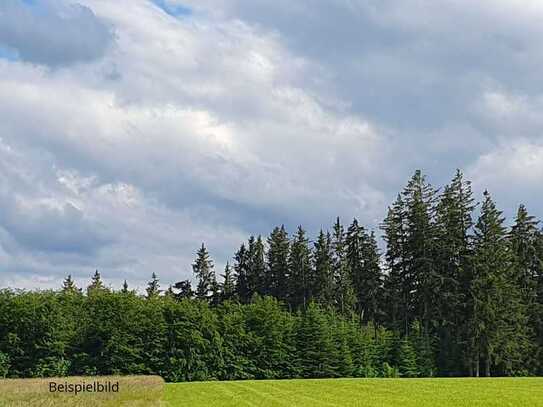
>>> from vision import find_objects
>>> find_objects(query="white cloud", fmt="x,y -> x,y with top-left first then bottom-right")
1,0 -> 543,289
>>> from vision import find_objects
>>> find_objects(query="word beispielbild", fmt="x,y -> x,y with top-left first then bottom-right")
49,380 -> 119,395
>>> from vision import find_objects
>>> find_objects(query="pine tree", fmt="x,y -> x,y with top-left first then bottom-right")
266,225 -> 290,302
146,273 -> 160,299
288,226 -> 313,310
87,270 -> 106,295
313,230 -> 335,308
332,218 -> 356,316
62,275 -> 81,294
193,243 -> 216,301
222,262 -> 236,302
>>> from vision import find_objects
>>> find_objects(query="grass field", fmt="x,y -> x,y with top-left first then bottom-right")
164,377 -> 543,407
2,377 -> 543,406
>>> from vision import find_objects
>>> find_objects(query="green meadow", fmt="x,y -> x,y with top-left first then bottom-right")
2,377 -> 543,406
164,377 -> 543,407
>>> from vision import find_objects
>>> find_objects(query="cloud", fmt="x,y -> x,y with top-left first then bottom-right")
0,0 -> 115,67
1,0 -> 543,290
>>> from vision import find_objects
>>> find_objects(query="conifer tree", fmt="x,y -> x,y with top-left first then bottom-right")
346,219 -> 382,323
172,279 -> 193,300
234,243 -> 251,303
296,302 -> 337,378
87,270 -> 106,295
313,230 -> 335,308
510,205 -> 540,304
381,195 -> 408,332
468,191 -> 529,376
434,170 -> 474,375
210,276 -> 221,306
121,280 -> 130,294
332,218 -> 356,316
288,226 -> 313,310
266,225 -> 290,302
62,275 -> 81,294
165,285 -> 175,298
360,231 -> 383,325
221,262 -> 236,302
193,243 -> 216,301
402,170 -> 438,338
398,339 -> 419,378
146,273 -> 160,299
247,236 -> 266,297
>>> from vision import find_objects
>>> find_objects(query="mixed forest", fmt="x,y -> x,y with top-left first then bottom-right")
1,170 -> 543,381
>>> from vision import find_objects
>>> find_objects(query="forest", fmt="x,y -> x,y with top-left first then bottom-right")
1,170 -> 542,381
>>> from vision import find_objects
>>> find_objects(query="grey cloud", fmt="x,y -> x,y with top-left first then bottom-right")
0,198 -> 113,255
2,0 -> 543,290
0,0 -> 114,67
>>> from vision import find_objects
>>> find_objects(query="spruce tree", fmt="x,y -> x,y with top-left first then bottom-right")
266,225 -> 290,302
332,218 -> 356,316
247,236 -> 266,297
193,243 -> 216,301
62,275 -> 81,294
313,230 -> 335,308
510,205 -> 540,305
221,262 -> 236,302
87,270 -> 106,295
146,273 -> 160,299
288,226 -> 313,310
172,279 -> 193,300
346,219 -> 383,324
234,244 -> 251,303
360,231 -> 383,326
434,170 -> 475,375
121,280 -> 131,294
381,195 -> 408,332
398,338 -> 419,378
296,302 -> 337,378
402,170 -> 438,338
468,191 -> 529,376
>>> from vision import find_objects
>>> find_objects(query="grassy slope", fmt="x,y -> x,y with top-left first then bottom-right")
164,377 -> 543,407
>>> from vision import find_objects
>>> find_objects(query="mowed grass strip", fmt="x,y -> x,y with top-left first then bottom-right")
164,377 -> 543,407
0,375 -> 164,407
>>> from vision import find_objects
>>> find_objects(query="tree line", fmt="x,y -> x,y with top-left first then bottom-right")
1,170 -> 542,380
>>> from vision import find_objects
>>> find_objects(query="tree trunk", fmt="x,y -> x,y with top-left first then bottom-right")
475,349 -> 480,377
485,354 -> 491,377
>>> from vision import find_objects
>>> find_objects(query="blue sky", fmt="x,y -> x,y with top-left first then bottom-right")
1,0 -> 543,291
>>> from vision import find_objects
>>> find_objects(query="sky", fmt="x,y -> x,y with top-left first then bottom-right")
1,0 -> 543,292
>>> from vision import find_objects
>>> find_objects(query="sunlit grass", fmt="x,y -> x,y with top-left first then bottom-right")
164,377 -> 543,407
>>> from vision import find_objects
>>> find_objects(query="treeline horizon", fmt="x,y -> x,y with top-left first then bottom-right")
1,169 -> 542,380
